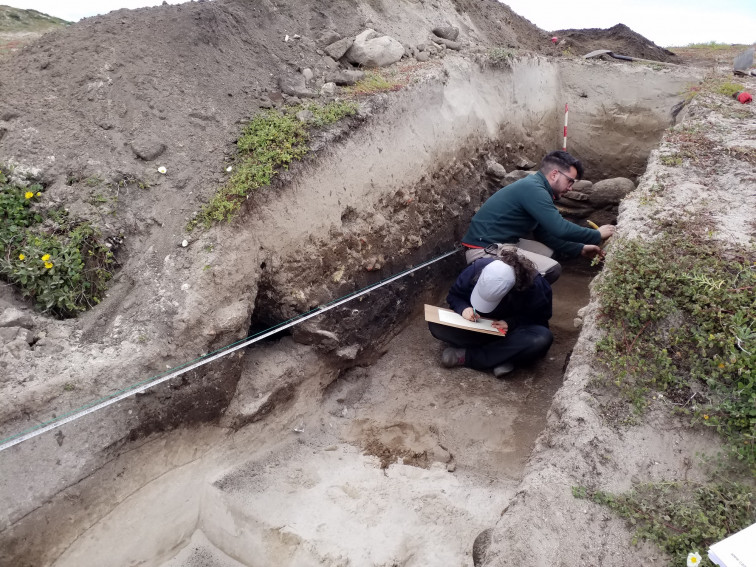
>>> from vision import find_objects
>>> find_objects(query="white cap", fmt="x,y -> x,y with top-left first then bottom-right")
470,261 -> 515,313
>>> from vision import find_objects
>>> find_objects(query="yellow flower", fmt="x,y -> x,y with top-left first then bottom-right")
36,191 -> 41,197
703,415 -> 709,420
41,254 -> 50,261
18,253 -> 25,261
718,363 -> 725,369
44,261 -> 53,269
24,191 -> 34,199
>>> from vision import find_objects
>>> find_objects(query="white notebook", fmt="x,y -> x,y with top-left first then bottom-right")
708,522 -> 756,567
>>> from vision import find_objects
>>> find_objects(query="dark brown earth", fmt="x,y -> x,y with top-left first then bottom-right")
552,23 -> 678,61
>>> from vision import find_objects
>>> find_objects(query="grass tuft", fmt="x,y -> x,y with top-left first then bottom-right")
344,71 -> 403,96
188,101 -> 358,229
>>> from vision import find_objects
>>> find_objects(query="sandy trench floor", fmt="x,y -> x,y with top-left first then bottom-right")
75,268 -> 595,567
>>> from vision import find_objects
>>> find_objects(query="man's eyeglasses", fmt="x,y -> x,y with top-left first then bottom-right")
556,170 -> 576,186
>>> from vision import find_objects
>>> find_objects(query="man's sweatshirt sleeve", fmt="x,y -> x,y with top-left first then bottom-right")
523,190 -> 601,255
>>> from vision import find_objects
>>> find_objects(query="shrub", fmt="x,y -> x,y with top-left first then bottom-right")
0,167 -> 114,317
595,229 -> 756,467
574,481 -> 755,566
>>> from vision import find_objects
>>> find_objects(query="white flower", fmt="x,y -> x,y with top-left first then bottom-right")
687,551 -> 702,566
226,166 -> 233,172
157,166 -> 167,174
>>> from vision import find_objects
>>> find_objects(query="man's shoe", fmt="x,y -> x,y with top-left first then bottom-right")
493,362 -> 515,378
441,348 -> 466,368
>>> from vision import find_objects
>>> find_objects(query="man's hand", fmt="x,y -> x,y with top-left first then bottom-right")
491,320 -> 508,334
462,307 -> 480,322
581,245 -> 605,259
598,224 -> 616,239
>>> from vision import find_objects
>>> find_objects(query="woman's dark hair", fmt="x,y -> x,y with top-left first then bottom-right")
495,248 -> 538,291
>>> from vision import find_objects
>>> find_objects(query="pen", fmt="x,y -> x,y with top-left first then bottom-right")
472,307 -> 478,320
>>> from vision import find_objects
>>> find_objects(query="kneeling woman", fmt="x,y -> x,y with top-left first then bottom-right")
428,250 -> 553,378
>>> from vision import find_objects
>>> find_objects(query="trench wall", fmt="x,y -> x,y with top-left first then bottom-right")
0,56 -> 700,567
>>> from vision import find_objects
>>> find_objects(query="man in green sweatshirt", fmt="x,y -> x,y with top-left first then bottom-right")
462,150 -> 616,283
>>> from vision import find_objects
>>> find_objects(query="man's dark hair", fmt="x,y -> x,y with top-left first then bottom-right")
539,150 -> 584,180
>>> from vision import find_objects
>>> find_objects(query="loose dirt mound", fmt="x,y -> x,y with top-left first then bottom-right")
553,23 -> 678,61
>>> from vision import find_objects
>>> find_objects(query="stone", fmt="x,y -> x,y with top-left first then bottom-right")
277,74 -> 317,98
320,82 -> 337,96
432,25 -> 459,41
562,190 -> 590,201
572,179 -> 593,192
130,135 -> 166,161
3,337 -> 30,357
324,36 -> 354,60
0,307 -> 33,329
416,51 -> 430,62
0,326 -> 33,344
344,29 -> 404,68
317,30 -> 341,47
486,162 -> 507,178
514,155 -> 536,170
589,177 -> 636,207
502,170 -> 531,185
336,344 -> 360,360
301,68 -> 314,82
325,70 -> 364,86
430,36 -> 461,51
323,56 -> 340,70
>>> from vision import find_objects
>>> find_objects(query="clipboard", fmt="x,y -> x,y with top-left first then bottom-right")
424,304 -> 504,336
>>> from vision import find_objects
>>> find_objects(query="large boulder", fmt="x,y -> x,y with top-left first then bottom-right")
344,29 -> 404,68
432,25 -> 459,41
588,177 -> 635,207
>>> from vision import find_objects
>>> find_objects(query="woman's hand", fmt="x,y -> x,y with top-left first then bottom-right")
491,320 -> 508,334
462,307 -> 480,322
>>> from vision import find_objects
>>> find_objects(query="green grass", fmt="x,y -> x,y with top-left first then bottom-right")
715,81 -> 745,98
344,71 -> 403,95
188,101 -> 358,229
595,229 -> 756,468
679,41 -> 742,50
0,6 -> 69,33
684,77 -> 746,102
0,166 -> 114,317
573,482 -> 755,566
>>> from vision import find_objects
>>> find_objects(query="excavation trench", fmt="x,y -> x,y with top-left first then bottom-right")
0,57 -> 701,566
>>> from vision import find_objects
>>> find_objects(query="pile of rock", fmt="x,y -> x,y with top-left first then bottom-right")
277,24 -> 464,101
